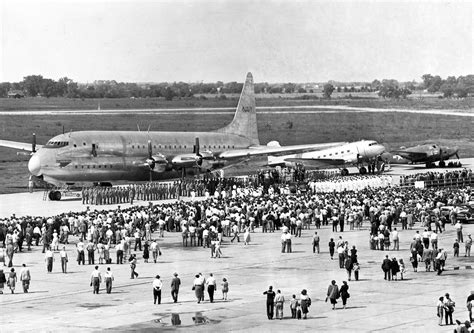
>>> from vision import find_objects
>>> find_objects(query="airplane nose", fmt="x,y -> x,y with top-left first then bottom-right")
28,154 -> 41,176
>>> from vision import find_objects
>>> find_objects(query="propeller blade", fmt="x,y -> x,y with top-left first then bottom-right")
148,140 -> 152,159
194,137 -> 200,155
456,152 -> 460,159
32,133 -> 36,153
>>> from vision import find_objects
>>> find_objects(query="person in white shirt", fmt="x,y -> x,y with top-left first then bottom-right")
19,264 -> 31,293
391,228 -> 399,251
430,231 -> 439,250
206,273 -> 217,303
90,266 -> 102,294
104,267 -> 114,294
45,248 -> 54,273
153,275 -> 163,304
59,246 -> 68,273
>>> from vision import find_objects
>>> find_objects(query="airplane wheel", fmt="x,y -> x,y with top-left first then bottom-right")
359,167 -> 367,175
48,191 -> 55,200
341,168 -> 349,176
54,191 -> 62,201
438,160 -> 446,168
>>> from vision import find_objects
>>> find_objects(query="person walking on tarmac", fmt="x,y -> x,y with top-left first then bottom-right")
263,286 -> 276,319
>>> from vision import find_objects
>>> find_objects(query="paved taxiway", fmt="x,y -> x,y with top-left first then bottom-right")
0,105 -> 473,116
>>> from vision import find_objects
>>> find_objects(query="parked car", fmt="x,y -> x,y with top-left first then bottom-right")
440,205 -> 474,224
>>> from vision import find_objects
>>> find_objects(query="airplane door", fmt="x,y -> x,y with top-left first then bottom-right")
92,143 -> 98,157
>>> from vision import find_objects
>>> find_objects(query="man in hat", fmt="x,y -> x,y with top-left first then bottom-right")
170,272 -> 181,303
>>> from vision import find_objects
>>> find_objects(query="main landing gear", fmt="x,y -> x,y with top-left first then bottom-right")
48,190 -> 62,201
358,166 -> 367,175
341,168 -> 349,176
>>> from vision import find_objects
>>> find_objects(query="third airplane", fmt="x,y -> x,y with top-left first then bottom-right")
268,140 -> 386,175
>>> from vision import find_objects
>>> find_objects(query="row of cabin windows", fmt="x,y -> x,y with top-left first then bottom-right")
130,144 -> 235,150
318,150 -> 351,158
71,143 -> 236,150
74,165 -> 113,169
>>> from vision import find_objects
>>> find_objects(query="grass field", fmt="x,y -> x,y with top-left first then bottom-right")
0,108 -> 472,194
1,94 -> 473,111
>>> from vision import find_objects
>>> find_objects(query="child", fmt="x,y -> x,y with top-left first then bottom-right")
221,278 -> 228,300
399,258 -> 406,280
353,263 -> 360,281
453,239 -> 460,257
290,294 -> 298,318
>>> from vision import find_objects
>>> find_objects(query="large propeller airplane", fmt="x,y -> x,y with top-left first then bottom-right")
382,143 -> 460,168
0,72 -> 345,200
267,140 -> 386,176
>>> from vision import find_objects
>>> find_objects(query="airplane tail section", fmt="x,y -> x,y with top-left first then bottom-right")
216,72 -> 259,145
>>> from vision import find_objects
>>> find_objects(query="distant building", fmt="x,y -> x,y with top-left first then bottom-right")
7,90 -> 25,98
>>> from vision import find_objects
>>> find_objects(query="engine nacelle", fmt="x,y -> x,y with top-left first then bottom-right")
171,154 -> 201,168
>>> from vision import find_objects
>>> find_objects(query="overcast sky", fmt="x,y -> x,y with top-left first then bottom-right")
1,0 -> 472,83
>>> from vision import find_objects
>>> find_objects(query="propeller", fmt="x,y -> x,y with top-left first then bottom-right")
146,140 -> 155,181
32,133 -> 36,153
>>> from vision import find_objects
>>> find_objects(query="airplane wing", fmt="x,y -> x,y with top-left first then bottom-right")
0,139 -> 42,152
284,157 -> 347,167
217,142 -> 347,160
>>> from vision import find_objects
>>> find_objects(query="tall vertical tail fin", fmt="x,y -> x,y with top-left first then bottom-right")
217,72 -> 259,145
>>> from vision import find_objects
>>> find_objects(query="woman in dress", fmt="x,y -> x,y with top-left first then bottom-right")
143,241 -> 150,263
8,268 -> 17,294
300,289 -> 311,319
243,226 -> 251,245
193,274 -> 204,303
221,278 -> 228,300
274,290 -> 285,320
340,281 -> 350,309
51,230 -> 59,251
6,237 -> 14,268
391,257 -> 400,281
327,280 -> 339,310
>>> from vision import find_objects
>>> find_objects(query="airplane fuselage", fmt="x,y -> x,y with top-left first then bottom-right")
268,140 -> 385,168
29,131 -> 253,185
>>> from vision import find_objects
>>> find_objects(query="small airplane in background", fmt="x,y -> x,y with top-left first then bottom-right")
267,140 -> 386,176
383,143 -> 460,168
0,72 -> 345,200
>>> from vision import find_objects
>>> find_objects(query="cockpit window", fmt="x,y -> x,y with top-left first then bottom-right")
45,141 -> 69,148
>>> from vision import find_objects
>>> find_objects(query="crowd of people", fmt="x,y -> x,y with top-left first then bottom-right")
1,171 -> 474,326
400,168 -> 473,186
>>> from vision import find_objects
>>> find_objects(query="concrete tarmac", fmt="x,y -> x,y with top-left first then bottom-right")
1,216 -> 474,332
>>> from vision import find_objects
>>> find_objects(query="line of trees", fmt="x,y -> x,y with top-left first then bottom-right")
1,74 -> 472,99
421,74 -> 474,98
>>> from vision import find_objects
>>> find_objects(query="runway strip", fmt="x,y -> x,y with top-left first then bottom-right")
0,105 -> 473,116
